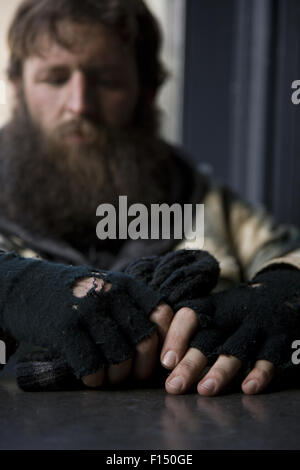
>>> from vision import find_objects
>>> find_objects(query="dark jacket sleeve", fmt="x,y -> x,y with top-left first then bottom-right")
0,233 -> 42,370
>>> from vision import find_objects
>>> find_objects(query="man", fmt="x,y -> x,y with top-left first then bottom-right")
0,0 -> 300,396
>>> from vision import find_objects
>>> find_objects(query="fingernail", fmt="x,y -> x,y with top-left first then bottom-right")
162,350 -> 178,369
243,379 -> 258,394
167,376 -> 184,392
199,378 -> 216,393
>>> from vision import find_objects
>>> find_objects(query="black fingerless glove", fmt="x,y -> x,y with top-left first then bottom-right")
124,249 -> 220,325
190,266 -> 300,380
0,252 -> 163,382
14,249 -> 219,391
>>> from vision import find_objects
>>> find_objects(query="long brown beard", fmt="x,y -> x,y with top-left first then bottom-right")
0,98 -> 176,253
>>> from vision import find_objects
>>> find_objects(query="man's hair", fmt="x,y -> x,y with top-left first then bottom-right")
7,0 -> 167,98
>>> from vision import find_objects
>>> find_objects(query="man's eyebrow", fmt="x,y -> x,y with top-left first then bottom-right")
35,65 -> 70,76
36,64 -> 123,75
83,64 -> 124,74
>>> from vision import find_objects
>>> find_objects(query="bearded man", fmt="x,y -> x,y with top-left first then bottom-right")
0,0 -> 300,396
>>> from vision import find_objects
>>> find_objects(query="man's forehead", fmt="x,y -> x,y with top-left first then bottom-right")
29,21 -> 130,67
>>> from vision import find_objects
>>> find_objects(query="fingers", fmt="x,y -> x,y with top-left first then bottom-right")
165,350 -> 241,396
197,354 -> 242,396
83,359 -> 133,388
242,359 -> 275,394
149,302 -> 174,343
97,302 -> 167,385
132,332 -> 160,380
107,359 -> 132,385
165,347 -> 207,394
82,359 -> 133,387
82,369 -> 105,388
161,307 -> 199,370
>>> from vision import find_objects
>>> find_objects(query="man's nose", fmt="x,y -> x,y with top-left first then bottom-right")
65,71 -> 92,117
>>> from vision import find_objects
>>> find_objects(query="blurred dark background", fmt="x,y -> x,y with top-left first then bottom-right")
182,0 -> 300,227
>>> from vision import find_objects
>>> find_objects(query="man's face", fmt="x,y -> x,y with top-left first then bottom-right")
21,21 -> 140,146
1,20 -> 171,251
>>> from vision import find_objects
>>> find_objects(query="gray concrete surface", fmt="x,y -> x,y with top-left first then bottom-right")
0,376 -> 299,450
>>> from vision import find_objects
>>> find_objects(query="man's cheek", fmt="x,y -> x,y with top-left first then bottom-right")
100,90 -> 137,127
25,87 -> 63,128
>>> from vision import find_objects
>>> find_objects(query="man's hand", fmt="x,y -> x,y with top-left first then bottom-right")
72,276 -> 170,388
160,266 -> 300,396
1,253 -> 165,389
85,299 -> 273,395
80,295 -> 174,388
160,306 -> 275,396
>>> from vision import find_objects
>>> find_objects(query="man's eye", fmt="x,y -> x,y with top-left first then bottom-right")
99,79 -> 116,87
90,75 -> 123,88
43,77 -> 68,86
